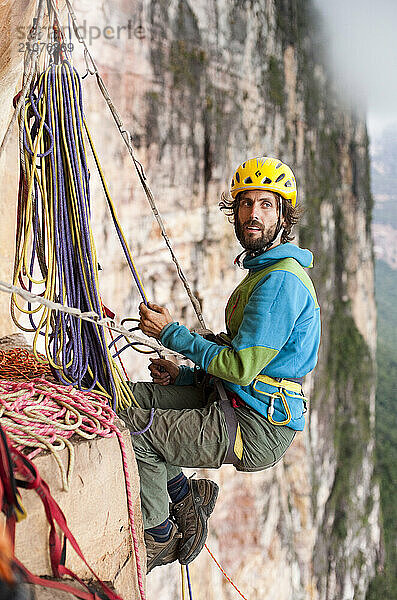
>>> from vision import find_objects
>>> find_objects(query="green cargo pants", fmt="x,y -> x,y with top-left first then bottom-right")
118,381 -> 295,529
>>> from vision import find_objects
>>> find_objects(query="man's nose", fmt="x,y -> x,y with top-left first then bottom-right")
247,203 -> 260,220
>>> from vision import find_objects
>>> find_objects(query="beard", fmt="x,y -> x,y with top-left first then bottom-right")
235,218 -> 278,252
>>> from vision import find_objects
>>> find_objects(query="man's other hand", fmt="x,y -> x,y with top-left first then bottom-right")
139,302 -> 173,340
149,357 -> 179,385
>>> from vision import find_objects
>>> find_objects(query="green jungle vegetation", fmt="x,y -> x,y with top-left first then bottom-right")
366,259 -> 397,599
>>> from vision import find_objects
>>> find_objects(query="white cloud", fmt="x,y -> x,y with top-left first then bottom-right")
313,0 -> 397,132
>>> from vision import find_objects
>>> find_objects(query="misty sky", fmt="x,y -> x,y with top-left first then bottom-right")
313,0 -> 397,137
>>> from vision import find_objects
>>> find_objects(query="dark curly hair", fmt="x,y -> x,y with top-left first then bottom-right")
219,190 -> 303,244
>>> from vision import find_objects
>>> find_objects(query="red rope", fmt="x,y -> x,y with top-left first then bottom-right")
0,348 -> 52,381
205,544 -> 249,600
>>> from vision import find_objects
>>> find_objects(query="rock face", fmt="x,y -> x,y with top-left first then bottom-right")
0,1 -> 380,600
15,424 -> 145,600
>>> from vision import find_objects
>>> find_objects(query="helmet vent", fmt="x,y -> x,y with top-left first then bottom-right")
235,172 -> 240,182
275,174 -> 285,183
284,180 -> 292,187
276,162 -> 282,168
244,176 -> 253,184
242,162 -> 246,168
231,178 -> 235,187
261,177 -> 272,184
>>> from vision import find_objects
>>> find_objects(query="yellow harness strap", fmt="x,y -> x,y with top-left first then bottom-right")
255,374 -> 303,394
233,424 -> 243,460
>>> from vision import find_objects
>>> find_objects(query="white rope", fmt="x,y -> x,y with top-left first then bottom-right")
0,280 -> 182,358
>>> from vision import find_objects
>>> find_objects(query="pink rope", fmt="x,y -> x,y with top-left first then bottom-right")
112,425 -> 146,599
0,378 -> 146,600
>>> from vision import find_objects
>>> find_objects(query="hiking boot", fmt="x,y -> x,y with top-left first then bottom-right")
170,478 -> 219,565
144,521 -> 182,574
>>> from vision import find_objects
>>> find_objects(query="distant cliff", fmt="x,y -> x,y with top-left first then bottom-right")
0,1 -> 381,599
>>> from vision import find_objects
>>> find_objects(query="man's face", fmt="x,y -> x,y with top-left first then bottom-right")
235,189 -> 281,251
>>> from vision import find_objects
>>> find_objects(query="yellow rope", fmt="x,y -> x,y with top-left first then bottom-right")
11,62 -> 148,411
181,565 -> 186,600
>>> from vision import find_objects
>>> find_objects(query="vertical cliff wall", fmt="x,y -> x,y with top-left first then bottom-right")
0,1 -> 380,599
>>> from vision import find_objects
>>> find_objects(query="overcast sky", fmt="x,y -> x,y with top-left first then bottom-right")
313,0 -> 397,138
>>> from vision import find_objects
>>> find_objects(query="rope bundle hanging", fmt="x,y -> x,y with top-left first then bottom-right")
11,60 -> 148,411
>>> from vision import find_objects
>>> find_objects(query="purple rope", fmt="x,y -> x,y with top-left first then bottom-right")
21,60 -> 153,409
23,61 -> 119,408
130,408 -> 155,436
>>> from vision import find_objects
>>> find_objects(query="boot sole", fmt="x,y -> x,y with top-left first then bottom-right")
178,481 -> 219,565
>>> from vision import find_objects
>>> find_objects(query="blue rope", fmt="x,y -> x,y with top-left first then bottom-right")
186,565 -> 193,600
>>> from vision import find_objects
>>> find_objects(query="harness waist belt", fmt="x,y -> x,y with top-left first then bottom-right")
255,374 -> 303,394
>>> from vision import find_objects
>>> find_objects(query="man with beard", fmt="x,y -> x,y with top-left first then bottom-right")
118,156 -> 321,573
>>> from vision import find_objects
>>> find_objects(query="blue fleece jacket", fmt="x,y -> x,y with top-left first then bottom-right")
160,243 -> 321,430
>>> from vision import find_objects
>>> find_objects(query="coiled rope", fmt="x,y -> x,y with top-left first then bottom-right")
12,59 -> 150,411
0,347 -> 52,381
0,375 -> 147,600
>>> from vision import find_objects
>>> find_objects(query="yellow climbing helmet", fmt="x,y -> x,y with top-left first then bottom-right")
230,156 -> 297,206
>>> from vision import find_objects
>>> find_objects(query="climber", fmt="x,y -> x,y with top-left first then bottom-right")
117,156 -> 321,574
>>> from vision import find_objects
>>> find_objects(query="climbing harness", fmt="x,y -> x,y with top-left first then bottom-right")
215,380 -> 244,464
253,374 -> 307,427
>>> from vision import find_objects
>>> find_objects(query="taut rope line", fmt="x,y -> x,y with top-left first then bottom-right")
64,0 -> 206,329
0,279 -> 182,358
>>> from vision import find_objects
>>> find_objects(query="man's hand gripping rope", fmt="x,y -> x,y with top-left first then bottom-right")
139,302 -> 180,386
